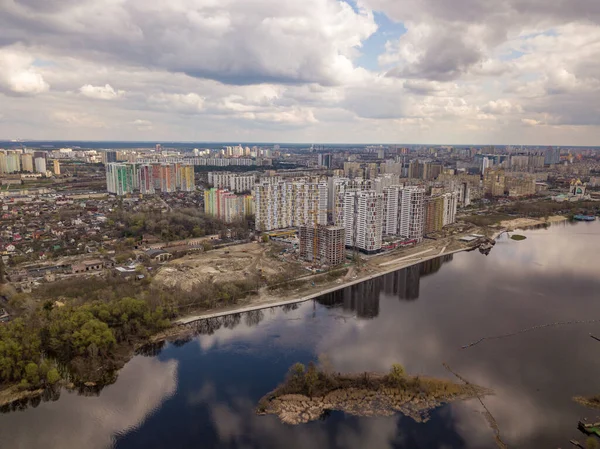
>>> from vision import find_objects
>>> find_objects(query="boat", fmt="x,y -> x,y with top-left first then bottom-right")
573,215 -> 596,222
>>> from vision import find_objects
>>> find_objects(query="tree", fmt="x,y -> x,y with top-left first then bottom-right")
24,362 -> 40,386
586,437 -> 599,449
46,368 -> 61,385
388,363 -> 406,386
261,235 -> 269,243
304,362 -> 319,397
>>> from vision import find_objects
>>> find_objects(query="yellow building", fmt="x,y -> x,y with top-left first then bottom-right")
424,196 -> 444,234
53,160 -> 61,175
483,169 -> 506,197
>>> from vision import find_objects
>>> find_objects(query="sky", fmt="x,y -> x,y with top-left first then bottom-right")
0,0 -> 599,145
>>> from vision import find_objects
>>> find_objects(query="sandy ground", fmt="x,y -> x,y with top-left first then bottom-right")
153,242 -> 299,291
499,215 -> 567,231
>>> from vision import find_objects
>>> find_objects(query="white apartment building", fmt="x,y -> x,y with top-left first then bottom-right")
443,192 -> 458,226
342,190 -> 383,253
255,181 -> 294,231
399,186 -> 425,242
208,172 -> 256,193
330,177 -> 374,227
34,157 -> 47,174
254,178 -> 328,231
382,187 -> 399,236
374,174 -> 401,194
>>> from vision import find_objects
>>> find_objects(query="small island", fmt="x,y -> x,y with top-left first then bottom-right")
574,395 -> 600,409
257,363 -> 492,425
510,234 -> 527,241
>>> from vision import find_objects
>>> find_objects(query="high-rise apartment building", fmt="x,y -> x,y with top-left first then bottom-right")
138,164 -> 155,194
382,187 -> 400,236
442,192 -> 458,226
343,191 -> 383,254
208,172 -> 255,193
483,169 -> 506,197
106,163 -> 135,195
103,151 -> 118,164
159,164 -> 177,193
204,188 -> 253,223
317,153 -> 332,168
0,153 -> 7,174
6,152 -> 21,173
21,153 -> 34,172
424,195 -> 444,234
544,147 -> 561,165
53,160 -> 61,175
299,225 -> 345,265
177,164 -> 195,192
399,187 -> 425,242
34,157 -> 47,174
254,178 -> 327,231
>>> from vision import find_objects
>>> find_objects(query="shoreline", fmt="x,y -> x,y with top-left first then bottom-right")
174,220 -> 546,326
176,246 -> 474,326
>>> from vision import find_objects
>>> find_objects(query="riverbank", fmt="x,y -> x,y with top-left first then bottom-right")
173,246 -> 471,327
172,216 -> 566,327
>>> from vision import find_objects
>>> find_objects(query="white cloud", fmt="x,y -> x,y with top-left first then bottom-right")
79,83 -> 124,100
0,48 -> 49,95
131,119 -> 153,130
0,0 -> 599,143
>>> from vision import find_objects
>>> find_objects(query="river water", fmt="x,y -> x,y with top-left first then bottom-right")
2,221 -> 600,449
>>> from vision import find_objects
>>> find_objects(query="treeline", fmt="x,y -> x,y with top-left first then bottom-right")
0,297 -> 170,389
499,200 -> 600,218
113,208 -> 252,241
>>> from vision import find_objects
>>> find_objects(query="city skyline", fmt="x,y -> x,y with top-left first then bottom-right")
1,1 -> 599,145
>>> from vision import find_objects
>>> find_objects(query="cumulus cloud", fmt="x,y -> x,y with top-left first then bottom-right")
0,49 -> 49,95
0,0 -> 377,86
79,84 -> 124,100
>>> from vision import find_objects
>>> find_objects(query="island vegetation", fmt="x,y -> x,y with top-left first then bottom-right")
574,395 -> 600,409
256,362 -> 491,424
510,234 -> 527,241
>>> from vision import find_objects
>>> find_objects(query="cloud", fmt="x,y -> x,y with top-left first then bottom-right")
1,0 -> 600,143
52,111 -> 106,128
0,48 -> 49,95
0,0 -> 377,86
79,84 -> 124,100
131,119 -> 153,130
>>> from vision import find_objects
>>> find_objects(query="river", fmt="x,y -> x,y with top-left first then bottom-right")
2,220 -> 600,448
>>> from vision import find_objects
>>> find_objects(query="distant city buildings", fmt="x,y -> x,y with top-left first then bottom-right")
208,172 -> 256,193
105,162 -> 195,195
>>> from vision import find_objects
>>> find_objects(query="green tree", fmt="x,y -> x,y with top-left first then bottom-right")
586,437 -> 599,449
24,362 -> 40,386
261,235 -> 269,243
46,368 -> 61,385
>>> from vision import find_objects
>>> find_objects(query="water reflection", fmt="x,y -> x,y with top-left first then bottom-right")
318,254 -> 454,315
2,222 -> 600,449
0,356 -> 178,449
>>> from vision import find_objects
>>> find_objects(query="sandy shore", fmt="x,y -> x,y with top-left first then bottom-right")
499,215 -> 567,231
